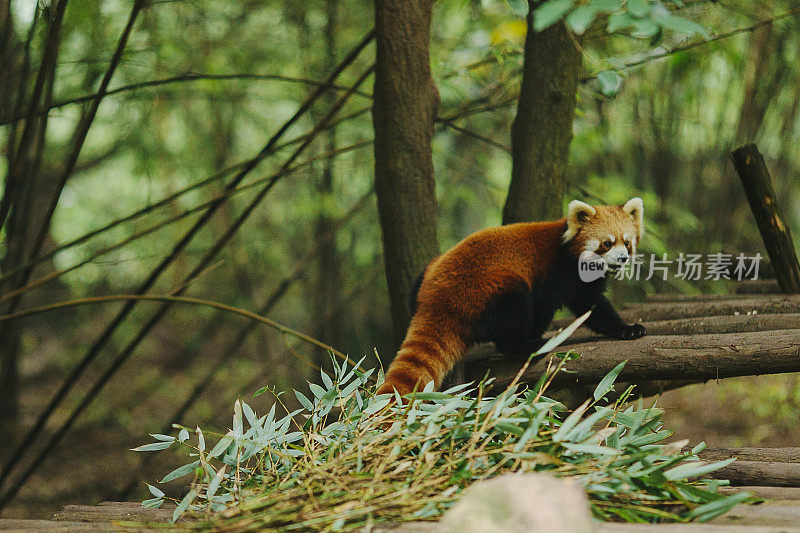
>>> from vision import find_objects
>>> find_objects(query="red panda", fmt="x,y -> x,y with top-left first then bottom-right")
377,198 -> 646,396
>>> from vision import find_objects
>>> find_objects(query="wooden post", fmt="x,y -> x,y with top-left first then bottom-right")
731,144 -> 800,293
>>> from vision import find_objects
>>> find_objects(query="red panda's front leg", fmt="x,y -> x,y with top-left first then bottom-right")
568,293 -> 646,340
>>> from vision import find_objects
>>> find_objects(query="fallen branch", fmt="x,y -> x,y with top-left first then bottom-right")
465,329 -> 800,391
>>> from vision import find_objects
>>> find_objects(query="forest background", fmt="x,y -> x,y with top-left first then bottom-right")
0,0 -> 798,518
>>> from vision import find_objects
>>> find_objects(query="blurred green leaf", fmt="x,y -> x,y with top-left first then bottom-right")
533,0 -> 574,32
594,361 -> 627,400
566,5 -> 598,35
597,70 -> 623,96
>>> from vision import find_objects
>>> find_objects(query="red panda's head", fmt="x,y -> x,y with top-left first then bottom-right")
563,197 -> 644,271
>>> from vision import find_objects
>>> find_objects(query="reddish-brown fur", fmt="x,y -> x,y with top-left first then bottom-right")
377,220 -> 567,396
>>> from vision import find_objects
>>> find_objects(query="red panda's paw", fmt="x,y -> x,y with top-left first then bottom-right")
620,323 -> 646,340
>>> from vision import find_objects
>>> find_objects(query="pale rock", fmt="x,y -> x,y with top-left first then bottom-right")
440,473 -> 595,533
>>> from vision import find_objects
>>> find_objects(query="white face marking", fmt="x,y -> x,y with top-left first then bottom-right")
605,243 -> 630,267
607,234 -> 616,243
584,239 -> 600,254
623,232 -> 637,255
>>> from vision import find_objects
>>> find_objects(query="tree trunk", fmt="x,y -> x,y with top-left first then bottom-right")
373,0 -> 440,346
503,6 -> 581,224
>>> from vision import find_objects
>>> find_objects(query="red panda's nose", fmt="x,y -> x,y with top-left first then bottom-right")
618,256 -> 629,263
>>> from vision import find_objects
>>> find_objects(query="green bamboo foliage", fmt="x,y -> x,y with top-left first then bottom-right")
134,354 -> 750,529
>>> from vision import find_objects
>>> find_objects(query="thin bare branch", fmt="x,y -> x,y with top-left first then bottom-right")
0,72 -> 373,126
0,140 -> 373,304
0,294 -> 347,361
0,106 -> 373,285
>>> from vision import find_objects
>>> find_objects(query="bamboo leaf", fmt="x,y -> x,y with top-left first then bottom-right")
206,465 -> 227,499
536,309 -> 592,356
233,399 -> 243,441
295,390 -> 314,412
173,486 -> 199,523
208,434 -> 234,459
664,458 -> 736,481
161,460 -> 200,483
561,442 -> 621,455
685,492 -> 751,522
594,360 -> 627,400
147,484 -> 165,498
131,441 -> 173,452
553,399 -> 590,442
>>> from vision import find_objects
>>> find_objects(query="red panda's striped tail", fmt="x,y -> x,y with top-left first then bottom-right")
376,321 -> 467,397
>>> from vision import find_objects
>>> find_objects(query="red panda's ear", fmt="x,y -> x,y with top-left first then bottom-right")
622,197 -> 644,243
564,200 -> 596,241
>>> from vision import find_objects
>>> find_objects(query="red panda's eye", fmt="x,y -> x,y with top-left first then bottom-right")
603,240 -> 612,248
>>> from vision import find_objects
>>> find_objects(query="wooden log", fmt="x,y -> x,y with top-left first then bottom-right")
633,314 -> 800,336
619,295 -> 800,323
699,447 -> 800,464
708,461 -> 800,487
0,518 -> 118,531
646,283 -> 780,303
731,144 -> 800,293
710,501 -> 800,528
549,313 -> 800,344
736,279 -> 782,295
52,501 -> 173,524
550,295 -> 800,328
464,329 -> 800,391
719,486 -> 800,500
645,293 -> 747,303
